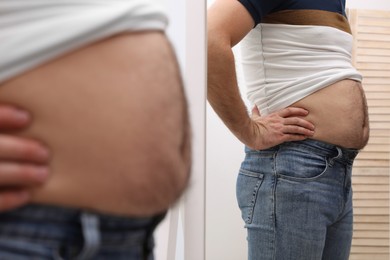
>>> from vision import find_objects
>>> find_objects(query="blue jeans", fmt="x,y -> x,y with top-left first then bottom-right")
0,204 -> 165,260
236,139 -> 358,260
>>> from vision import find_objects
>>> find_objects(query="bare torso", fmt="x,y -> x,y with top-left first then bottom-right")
0,32 -> 190,216
292,79 -> 369,149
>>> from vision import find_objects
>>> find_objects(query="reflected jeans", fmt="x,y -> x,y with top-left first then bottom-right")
0,204 -> 165,260
236,139 -> 358,260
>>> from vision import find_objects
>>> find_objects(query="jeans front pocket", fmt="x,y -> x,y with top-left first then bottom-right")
275,147 -> 329,181
236,169 -> 264,224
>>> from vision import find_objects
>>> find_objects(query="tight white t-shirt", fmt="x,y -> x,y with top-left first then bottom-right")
240,23 -> 362,116
0,0 -> 168,83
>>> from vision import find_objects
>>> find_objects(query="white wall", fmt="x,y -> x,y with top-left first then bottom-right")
206,1 -> 390,260
347,0 -> 390,9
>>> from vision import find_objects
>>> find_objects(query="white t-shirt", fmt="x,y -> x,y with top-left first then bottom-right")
0,0 -> 168,83
240,23 -> 362,116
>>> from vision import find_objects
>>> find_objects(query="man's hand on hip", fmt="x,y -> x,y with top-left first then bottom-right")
0,105 -> 50,211
243,106 -> 315,150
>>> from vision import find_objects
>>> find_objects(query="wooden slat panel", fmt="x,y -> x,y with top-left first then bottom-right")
362,77 -> 390,84
350,255 -> 389,260
354,192 -> 389,200
368,107 -> 390,114
365,92 -> 390,99
351,246 -> 389,254
359,70 -> 390,77
353,230 -> 389,238
369,115 -> 390,122
354,160 -> 389,167
354,200 -> 388,207
369,122 -> 390,129
352,238 -> 389,246
356,152 -> 389,160
352,176 -> 389,184
354,215 -> 389,223
364,85 -> 390,92
355,223 -> 389,230
358,62 -> 390,70
359,18 -> 390,27
354,208 -> 389,215
363,137 -> 390,144
360,144 -> 390,151
358,41 -> 390,50
357,55 -> 390,63
353,168 -> 389,176
359,26 -> 390,34
339,9 -> 388,259
369,129 -> 390,137
353,184 -> 389,192
357,34 -> 390,42
367,100 -> 390,107
358,48 -> 390,55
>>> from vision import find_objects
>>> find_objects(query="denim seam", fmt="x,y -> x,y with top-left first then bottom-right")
238,169 -> 264,224
272,152 -> 277,260
336,164 -> 351,223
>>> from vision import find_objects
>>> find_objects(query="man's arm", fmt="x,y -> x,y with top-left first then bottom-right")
208,0 -> 315,150
0,105 -> 50,211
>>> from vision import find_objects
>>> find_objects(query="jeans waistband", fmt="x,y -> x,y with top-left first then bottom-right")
0,204 -> 165,259
245,139 -> 359,164
0,204 -> 165,244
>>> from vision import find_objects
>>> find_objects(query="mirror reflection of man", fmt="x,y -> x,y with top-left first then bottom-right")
0,1 -> 190,259
208,0 -> 369,259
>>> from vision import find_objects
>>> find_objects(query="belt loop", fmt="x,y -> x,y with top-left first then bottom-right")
329,147 -> 343,167
74,212 -> 101,260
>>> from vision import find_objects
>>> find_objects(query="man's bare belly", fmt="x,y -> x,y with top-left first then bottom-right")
292,79 -> 369,149
0,32 -> 190,216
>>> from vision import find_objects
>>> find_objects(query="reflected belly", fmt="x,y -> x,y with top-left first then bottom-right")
291,79 -> 369,149
0,32 -> 190,216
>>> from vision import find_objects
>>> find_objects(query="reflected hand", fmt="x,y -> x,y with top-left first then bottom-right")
0,105 -> 50,212
244,106 -> 315,150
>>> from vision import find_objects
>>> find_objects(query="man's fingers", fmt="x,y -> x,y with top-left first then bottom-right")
0,105 -> 30,129
0,189 -> 30,212
278,107 -> 309,118
282,134 -> 308,143
0,163 -> 49,186
282,125 -> 315,136
0,105 -> 45,212
0,135 -> 50,163
283,117 -> 315,131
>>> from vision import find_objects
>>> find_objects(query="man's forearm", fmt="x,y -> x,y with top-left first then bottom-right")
208,0 -> 316,150
207,34 -> 253,144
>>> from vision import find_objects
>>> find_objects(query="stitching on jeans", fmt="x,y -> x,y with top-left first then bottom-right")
328,147 -> 342,167
238,169 -> 264,224
272,151 -> 277,260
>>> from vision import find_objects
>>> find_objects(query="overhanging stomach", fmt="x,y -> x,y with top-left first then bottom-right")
290,79 -> 369,149
0,32 -> 189,216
